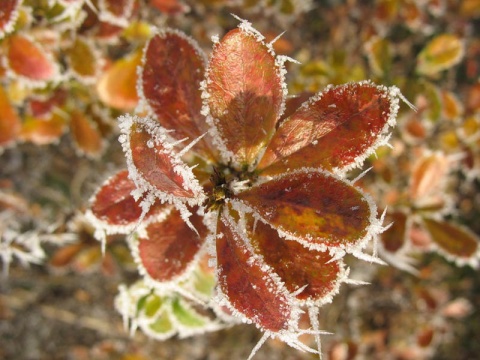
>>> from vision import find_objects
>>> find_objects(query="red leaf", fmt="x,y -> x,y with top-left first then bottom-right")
204,27 -> 284,166
236,169 -> 375,250
28,88 -> 67,118
141,31 -> 213,157
0,85 -> 21,150
422,218 -> 479,259
258,81 -> 399,175
0,0 -> 20,38
90,170 -> 145,227
216,211 -> 293,332
5,34 -> 58,83
123,116 -> 203,200
137,209 -> 206,282
245,215 -> 344,304
380,211 -> 407,253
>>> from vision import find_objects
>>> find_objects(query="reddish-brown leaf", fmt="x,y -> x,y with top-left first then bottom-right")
0,85 -> 21,150
236,169 -> 374,249
0,0 -> 20,38
246,215 -> 343,304
423,218 -> 479,258
70,110 -> 103,158
138,209 -> 206,282
5,34 -> 58,82
97,50 -> 141,110
128,120 -> 199,198
90,170 -> 145,226
258,82 -> 398,175
216,212 -> 293,332
28,89 -> 67,118
141,31 -> 213,157
204,28 -> 284,166
380,211 -> 407,253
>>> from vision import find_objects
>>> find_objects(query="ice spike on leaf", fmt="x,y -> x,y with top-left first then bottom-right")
140,30 -> 213,158
135,209 -> 207,283
236,168 -> 378,252
119,114 -> 206,206
216,210 -> 295,333
258,81 -> 401,175
244,214 -> 346,305
202,25 -> 285,168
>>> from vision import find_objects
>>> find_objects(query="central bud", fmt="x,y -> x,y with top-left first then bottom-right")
206,165 -> 256,211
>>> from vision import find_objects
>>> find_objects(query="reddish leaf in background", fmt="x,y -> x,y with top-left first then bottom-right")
246,215 -> 343,303
138,209 -> 206,282
205,28 -> 284,166
0,86 -> 21,150
237,169 -> 373,249
5,34 -> 58,82
99,0 -> 133,18
128,121 -> 198,198
423,218 -> 478,258
258,82 -> 397,175
69,109 -> 103,157
149,0 -> 189,14
97,50 -> 141,110
380,211 -> 407,253
141,31 -> 212,156
28,89 -> 67,118
216,212 -> 293,332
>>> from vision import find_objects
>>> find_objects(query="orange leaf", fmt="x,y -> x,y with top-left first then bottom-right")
0,85 -> 21,150
97,50 -> 141,110
5,33 -> 58,83
70,109 -> 104,158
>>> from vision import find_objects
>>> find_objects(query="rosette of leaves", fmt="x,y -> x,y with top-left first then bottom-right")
88,17 -> 406,356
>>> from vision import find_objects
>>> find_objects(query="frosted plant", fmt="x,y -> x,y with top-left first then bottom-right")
88,17 -> 407,358
0,211 -> 45,276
